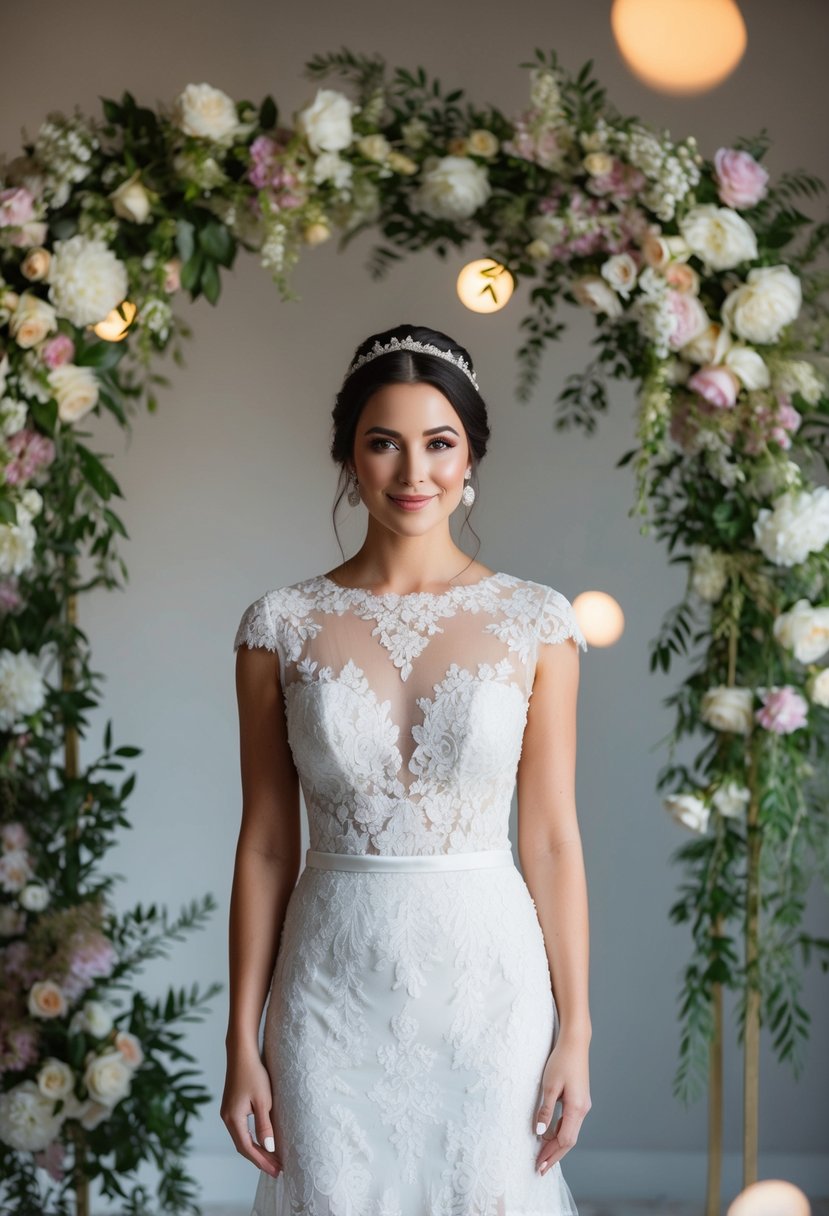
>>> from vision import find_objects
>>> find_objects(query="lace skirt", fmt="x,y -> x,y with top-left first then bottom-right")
250,847 -> 579,1216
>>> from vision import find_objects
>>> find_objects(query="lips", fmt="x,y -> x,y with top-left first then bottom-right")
388,495 -> 433,504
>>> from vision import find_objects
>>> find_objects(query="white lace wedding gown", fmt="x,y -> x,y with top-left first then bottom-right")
233,570 -> 587,1216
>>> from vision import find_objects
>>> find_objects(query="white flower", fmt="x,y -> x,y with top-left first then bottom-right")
721,265 -> 802,345
0,1080 -> 65,1152
700,686 -> 754,734
0,514 -> 37,577
679,204 -> 758,271
712,780 -> 750,820
681,321 -> 732,366
600,253 -> 638,298
47,235 -> 129,327
772,358 -> 825,405
773,599 -> 829,663
583,152 -> 614,177
114,1030 -> 145,1070
70,999 -> 115,1039
724,344 -> 770,390
19,882 -> 50,911
663,793 -> 709,833
526,238 -> 551,261
753,486 -> 829,567
172,83 -> 239,142
690,544 -> 729,602
0,648 -> 47,730
467,129 -> 499,158
49,364 -> 99,424
401,117 -> 429,150
20,488 -> 43,519
572,275 -> 623,318
0,848 -> 34,894
311,152 -> 353,190
21,247 -> 51,282
1,396 -> 28,437
411,155 -> 491,221
9,292 -> 58,349
83,1048 -> 133,1107
28,979 -> 68,1020
295,88 -> 356,154
356,133 -> 391,163
109,170 -> 151,223
36,1058 -> 74,1101
808,668 -> 829,708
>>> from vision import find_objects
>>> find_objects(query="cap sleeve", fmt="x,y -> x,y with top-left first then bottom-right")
537,586 -> 588,653
233,592 -> 277,654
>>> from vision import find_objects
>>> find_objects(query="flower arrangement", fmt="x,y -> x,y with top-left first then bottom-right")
1,44 -> 827,1212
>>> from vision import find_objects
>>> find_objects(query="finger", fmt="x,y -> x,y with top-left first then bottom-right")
227,1113 -> 281,1177
251,1101 -> 281,1165
534,1093 -> 562,1136
535,1110 -> 583,1172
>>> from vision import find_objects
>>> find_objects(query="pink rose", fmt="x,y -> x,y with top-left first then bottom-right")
688,365 -> 741,410
163,258 -> 181,293
714,148 -> 770,210
755,686 -> 809,734
666,290 -> 709,351
0,186 -> 35,228
41,334 -> 75,369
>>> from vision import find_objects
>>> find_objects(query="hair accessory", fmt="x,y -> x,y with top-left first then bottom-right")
344,334 -> 480,392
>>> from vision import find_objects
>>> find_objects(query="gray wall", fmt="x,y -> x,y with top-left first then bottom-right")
3,0 -> 828,1208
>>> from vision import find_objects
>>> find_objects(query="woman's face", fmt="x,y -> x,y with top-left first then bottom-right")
348,381 -> 472,530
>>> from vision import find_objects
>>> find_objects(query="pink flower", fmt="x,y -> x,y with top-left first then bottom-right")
0,186 -> 35,228
34,1138 -> 66,1182
714,148 -> 770,210
755,686 -> 809,734
3,429 -> 56,486
62,931 -> 117,1001
688,365 -> 741,410
1,822 -> 29,851
666,290 -> 709,351
586,158 -> 646,200
0,579 -> 23,612
41,334 -> 75,370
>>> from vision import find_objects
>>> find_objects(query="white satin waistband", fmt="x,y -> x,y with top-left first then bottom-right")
304,847 -> 515,873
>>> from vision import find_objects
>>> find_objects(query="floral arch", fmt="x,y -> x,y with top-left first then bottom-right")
0,45 -> 827,1216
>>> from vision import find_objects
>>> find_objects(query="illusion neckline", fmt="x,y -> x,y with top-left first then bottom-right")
317,570 -> 506,600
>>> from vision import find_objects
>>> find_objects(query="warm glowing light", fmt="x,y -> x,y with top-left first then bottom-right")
571,590 -> 625,649
727,1180 -> 810,1216
92,300 -> 137,342
611,0 -> 747,95
456,259 -> 514,313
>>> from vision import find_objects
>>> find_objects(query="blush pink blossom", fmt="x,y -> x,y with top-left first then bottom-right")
3,429 -> 57,486
586,158 -> 646,200
0,1025 -> 40,1075
41,334 -> 75,369
688,365 -> 741,410
0,579 -> 23,612
62,931 -> 118,1001
743,393 -> 802,455
34,1138 -> 66,1182
1,821 -> 29,851
667,290 -> 709,351
755,686 -> 809,734
0,187 -> 35,228
714,148 -> 770,210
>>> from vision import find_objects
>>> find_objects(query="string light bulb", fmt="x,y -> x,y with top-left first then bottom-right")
456,259 -> 514,313
611,0 -> 747,95
92,300 -> 137,342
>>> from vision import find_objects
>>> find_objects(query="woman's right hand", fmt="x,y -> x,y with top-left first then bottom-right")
221,1042 -> 282,1178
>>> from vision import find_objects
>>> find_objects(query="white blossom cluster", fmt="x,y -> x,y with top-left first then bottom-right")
32,113 -> 99,209
597,120 -> 701,222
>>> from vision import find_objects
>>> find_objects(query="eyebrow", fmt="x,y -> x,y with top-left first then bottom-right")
363,425 -> 460,437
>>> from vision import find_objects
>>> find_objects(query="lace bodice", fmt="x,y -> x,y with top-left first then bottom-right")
233,571 -> 587,857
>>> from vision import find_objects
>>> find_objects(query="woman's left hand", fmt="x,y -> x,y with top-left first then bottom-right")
533,1030 -> 592,1175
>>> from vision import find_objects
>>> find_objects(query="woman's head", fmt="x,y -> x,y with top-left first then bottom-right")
330,324 -> 491,554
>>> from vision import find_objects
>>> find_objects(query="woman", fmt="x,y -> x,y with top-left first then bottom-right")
222,323 -> 592,1215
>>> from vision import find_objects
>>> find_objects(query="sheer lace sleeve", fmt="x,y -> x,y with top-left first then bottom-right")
536,586 -> 588,653
234,592 -> 277,654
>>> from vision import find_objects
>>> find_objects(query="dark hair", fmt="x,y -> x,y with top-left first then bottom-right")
330,323 -> 491,562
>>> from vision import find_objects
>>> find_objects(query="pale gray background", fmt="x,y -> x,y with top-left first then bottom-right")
2,0 -> 828,1210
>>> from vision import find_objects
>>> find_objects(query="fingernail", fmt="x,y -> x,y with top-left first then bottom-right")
540,1161 -> 550,1175
535,1121 -> 546,1135
264,1135 -> 275,1152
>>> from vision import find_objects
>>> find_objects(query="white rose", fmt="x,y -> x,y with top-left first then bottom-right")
690,544 -> 729,603
724,344 -> 770,390
600,253 -> 638,298
37,1058 -> 74,1100
0,1080 -> 65,1151
172,83 -> 239,142
753,486 -> 829,567
711,780 -> 750,820
9,292 -> 57,349
700,686 -> 754,734
0,649 -> 47,731
311,152 -> 353,190
808,668 -> 829,708
411,155 -> 491,221
356,134 -> 391,162
679,204 -> 758,271
49,363 -> 99,423
109,171 -> 151,223
114,1030 -> 145,1070
572,274 -> 623,318
583,151 -> 614,176
526,238 -> 551,261
80,1099 -> 112,1129
773,599 -> 829,663
20,247 -> 51,281
28,979 -> 68,1020
681,321 -> 732,367
70,999 -> 115,1039
295,88 -> 356,154
468,129 -> 499,158
19,882 -> 50,911
663,793 -> 709,833
0,848 -> 34,894
47,234 -> 129,327
21,488 -> 43,519
721,265 -> 802,345
83,1048 -> 133,1107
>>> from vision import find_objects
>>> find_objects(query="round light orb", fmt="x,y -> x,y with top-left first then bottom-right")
571,590 -> 625,649
92,300 -> 137,342
728,1180 -> 810,1216
456,259 -> 514,314
611,0 -> 747,95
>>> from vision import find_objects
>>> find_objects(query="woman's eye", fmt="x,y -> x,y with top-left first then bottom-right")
369,437 -> 453,451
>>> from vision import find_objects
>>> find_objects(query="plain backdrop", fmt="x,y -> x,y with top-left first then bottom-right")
2,0 -> 828,1208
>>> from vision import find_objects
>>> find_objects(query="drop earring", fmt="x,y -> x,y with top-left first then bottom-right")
347,471 -> 361,507
461,469 -> 475,507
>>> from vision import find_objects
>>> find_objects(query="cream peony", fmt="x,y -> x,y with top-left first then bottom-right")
49,363 -> 100,423
47,235 -> 129,327
387,150 -> 418,175
753,486 -> 829,567
681,321 -> 732,367
411,155 -> 491,222
36,1058 -> 74,1100
700,686 -> 754,734
0,1080 -> 65,1152
109,170 -> 152,223
0,648 -> 47,731
724,344 -> 770,390
711,780 -> 750,820
172,83 -> 239,142
0,513 -> 37,577
9,292 -> 57,348
295,88 -> 356,154
467,129 -> 499,158
83,1048 -> 133,1107
663,793 -> 709,833
808,668 -> 829,708
773,599 -> 829,663
303,222 -> 332,246
356,134 -> 391,163
572,275 -> 623,318
600,253 -> 638,298
679,204 -> 758,271
721,265 -> 802,345
28,979 -> 68,1020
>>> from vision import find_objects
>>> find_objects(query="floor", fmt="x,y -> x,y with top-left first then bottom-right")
200,1202 -> 829,1216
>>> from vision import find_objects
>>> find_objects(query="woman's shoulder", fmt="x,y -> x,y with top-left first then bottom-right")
501,573 -> 587,652
232,574 -> 322,654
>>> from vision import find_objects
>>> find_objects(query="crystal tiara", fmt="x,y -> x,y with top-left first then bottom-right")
344,335 -> 480,392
